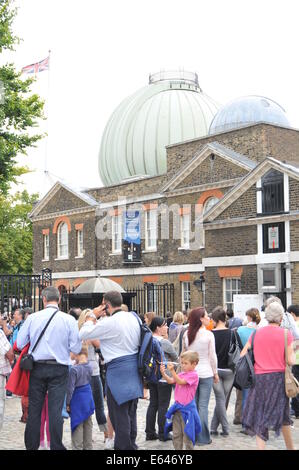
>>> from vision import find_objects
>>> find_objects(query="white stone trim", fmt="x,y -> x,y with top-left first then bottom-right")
257,224 -> 263,255
165,178 -> 241,198
202,251 -> 299,267
256,179 -> 262,214
284,173 -> 290,212
31,206 -> 96,222
52,264 -> 205,280
98,194 -> 163,210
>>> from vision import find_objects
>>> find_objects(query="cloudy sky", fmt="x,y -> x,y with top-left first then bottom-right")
3,0 -> 299,196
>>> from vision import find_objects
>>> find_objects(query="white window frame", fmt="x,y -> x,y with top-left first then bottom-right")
223,278 -> 241,311
112,214 -> 122,254
43,234 -> 49,261
76,229 -> 84,258
203,196 -> 219,215
182,281 -> 191,310
57,222 -> 69,259
180,213 -> 190,249
145,210 -> 157,251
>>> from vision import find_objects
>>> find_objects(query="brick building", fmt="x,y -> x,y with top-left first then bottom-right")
30,75 -> 299,314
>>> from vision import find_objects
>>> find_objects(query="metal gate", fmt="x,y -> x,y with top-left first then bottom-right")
125,283 -> 175,317
0,268 -> 52,314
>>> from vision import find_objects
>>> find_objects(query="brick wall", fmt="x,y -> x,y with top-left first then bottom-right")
291,263 -> 299,304
215,185 -> 257,220
290,220 -> 299,251
38,187 -> 88,215
289,178 -> 299,211
205,225 -> 257,257
33,212 -> 96,273
166,123 -> 299,177
176,154 -> 248,189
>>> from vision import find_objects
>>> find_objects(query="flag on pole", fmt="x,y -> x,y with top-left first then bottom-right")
22,56 -> 50,74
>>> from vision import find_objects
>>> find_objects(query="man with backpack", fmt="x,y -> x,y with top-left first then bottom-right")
79,291 -> 143,450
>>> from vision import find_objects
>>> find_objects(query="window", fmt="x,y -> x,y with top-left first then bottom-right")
182,282 -> 191,310
112,215 -> 122,253
223,278 -> 241,311
147,284 -> 158,312
43,234 -> 49,261
262,222 -> 285,253
258,264 -> 281,293
180,214 -> 190,248
57,222 -> 68,259
76,229 -> 84,257
145,210 -> 157,251
203,196 -> 219,214
262,170 -> 284,214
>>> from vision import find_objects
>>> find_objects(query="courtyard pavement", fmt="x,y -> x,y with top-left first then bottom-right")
0,390 -> 298,451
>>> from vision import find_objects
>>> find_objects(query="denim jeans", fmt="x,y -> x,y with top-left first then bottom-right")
195,376 -> 214,444
211,368 -> 234,433
25,362 -> 69,450
91,374 -> 107,426
146,381 -> 172,437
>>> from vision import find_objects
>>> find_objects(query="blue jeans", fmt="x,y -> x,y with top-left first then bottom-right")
195,376 -> 214,444
91,375 -> 107,426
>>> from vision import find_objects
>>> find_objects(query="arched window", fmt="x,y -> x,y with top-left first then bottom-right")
57,222 -> 69,259
203,196 -> 219,214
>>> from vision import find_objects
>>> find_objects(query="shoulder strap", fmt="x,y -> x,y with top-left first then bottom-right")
31,308 -> 59,353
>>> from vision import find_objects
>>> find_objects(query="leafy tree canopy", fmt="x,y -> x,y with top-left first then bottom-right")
0,0 -> 44,194
0,190 -> 38,273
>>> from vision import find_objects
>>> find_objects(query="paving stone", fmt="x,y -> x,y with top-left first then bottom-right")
0,392 -> 298,450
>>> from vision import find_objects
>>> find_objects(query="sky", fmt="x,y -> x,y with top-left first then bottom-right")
3,0 -> 299,196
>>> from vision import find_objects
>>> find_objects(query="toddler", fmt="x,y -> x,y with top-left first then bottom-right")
160,351 -> 201,450
66,345 -> 95,450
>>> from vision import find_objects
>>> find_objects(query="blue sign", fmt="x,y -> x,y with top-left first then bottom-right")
124,211 -> 141,245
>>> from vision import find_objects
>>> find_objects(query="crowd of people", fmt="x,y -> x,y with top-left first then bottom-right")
0,287 -> 298,451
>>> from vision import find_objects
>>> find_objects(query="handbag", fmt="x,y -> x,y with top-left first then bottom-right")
227,329 -> 241,370
284,329 -> 299,398
19,308 -> 59,371
234,329 -> 257,390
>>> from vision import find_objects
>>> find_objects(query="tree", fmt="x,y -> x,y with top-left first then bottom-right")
0,0 -> 44,194
0,190 -> 38,273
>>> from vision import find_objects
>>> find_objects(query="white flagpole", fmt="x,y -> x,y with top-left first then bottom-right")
44,50 -> 51,177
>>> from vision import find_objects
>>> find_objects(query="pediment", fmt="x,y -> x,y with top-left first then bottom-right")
30,182 -> 98,218
162,142 -> 256,193
202,157 -> 299,223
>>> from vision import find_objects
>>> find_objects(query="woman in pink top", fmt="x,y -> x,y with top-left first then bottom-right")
240,301 -> 296,450
182,307 -> 218,445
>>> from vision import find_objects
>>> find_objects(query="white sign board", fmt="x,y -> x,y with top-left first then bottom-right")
233,294 -> 264,320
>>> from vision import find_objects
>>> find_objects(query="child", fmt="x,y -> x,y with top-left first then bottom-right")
160,351 -> 201,450
66,345 -> 95,450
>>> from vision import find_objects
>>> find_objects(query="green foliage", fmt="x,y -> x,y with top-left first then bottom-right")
0,190 -> 38,273
0,0 -> 45,194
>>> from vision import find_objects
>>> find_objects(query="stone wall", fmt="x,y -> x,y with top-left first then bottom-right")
205,225 -> 257,257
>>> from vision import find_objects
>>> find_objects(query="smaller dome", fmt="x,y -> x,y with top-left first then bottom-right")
209,95 -> 290,135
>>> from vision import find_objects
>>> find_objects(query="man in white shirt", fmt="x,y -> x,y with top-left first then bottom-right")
17,286 -> 81,450
79,290 -> 143,450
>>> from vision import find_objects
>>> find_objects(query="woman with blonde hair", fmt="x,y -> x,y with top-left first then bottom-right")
78,309 -> 107,436
168,311 -> 185,343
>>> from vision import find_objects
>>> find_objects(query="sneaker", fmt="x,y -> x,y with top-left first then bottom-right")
220,431 -> 229,437
233,419 -> 241,425
104,438 -> 114,450
146,433 -> 159,441
210,431 -> 219,436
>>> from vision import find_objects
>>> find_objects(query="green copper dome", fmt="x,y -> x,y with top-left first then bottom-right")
99,71 -> 220,186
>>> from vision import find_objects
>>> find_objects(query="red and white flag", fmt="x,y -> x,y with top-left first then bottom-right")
22,56 -> 50,74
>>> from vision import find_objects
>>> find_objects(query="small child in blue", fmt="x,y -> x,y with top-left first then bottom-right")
160,351 -> 201,450
66,345 -> 95,450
